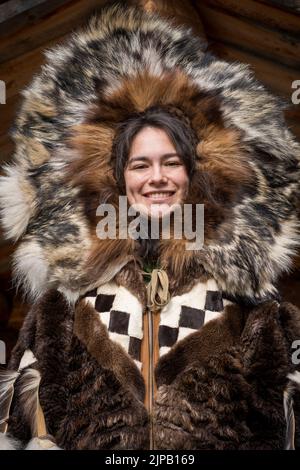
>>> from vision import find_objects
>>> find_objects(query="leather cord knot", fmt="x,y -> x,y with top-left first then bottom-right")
143,268 -> 170,312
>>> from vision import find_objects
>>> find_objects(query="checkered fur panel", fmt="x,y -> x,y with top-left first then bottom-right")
158,279 -> 230,356
84,282 -> 144,369
84,279 -> 230,367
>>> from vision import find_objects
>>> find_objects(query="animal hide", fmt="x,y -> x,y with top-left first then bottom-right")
0,3 -> 300,450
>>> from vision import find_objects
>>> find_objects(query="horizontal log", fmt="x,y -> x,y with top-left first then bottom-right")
258,0 -> 300,13
0,0 -> 73,37
194,2 -> 300,68
0,0 -> 49,23
0,0 -> 110,64
199,0 -> 300,35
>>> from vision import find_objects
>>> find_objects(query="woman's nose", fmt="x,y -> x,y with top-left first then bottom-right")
149,165 -> 167,184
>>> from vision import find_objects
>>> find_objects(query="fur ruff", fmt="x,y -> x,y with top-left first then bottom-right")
0,4 -> 299,303
1,2 -> 300,452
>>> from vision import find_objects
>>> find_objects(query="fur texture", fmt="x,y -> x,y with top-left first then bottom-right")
0,433 -> 61,450
6,291 -> 300,449
0,370 -> 20,433
0,4 -> 299,302
0,433 -> 22,450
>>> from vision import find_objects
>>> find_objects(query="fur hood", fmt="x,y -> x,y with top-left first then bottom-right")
0,3 -> 300,303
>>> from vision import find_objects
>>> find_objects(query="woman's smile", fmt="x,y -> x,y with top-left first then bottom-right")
142,190 -> 176,202
124,126 -> 189,217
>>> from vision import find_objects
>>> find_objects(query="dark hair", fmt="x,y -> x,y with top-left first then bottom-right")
111,106 -> 197,192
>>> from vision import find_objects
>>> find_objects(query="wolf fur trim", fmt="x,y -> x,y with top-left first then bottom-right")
283,385 -> 296,450
0,433 -> 61,450
25,436 -> 62,450
0,432 -> 22,450
0,370 -> 20,433
0,3 -> 299,302
18,368 -> 47,437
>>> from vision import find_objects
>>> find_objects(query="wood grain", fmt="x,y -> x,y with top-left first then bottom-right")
0,0 -> 109,63
198,0 -> 300,34
194,2 -> 300,68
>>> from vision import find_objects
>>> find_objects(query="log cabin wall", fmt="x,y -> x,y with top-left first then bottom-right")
0,0 -> 299,362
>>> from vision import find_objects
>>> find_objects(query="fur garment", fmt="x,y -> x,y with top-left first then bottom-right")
0,3 -> 300,450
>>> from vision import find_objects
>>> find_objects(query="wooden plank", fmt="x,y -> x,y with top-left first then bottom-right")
258,0 -> 300,13
0,0 -> 73,36
0,0 -> 50,23
0,0 -> 109,63
194,3 -> 300,68
199,0 -> 300,35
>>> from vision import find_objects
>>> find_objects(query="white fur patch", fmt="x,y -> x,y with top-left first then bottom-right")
0,433 -> 22,450
0,165 -> 35,241
159,278 -> 224,356
0,370 -> 20,433
287,371 -> 300,386
0,433 -> 62,450
18,350 -> 37,371
57,287 -> 80,305
19,368 -> 46,438
13,240 -> 48,300
270,219 -> 300,272
25,437 -> 62,450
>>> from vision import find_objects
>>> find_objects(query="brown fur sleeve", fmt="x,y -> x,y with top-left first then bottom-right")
7,290 -> 75,443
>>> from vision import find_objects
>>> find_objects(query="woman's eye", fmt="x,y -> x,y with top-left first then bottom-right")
132,164 -> 148,170
165,161 -> 181,166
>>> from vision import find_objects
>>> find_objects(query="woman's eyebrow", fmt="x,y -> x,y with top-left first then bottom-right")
128,153 -> 179,163
128,156 -> 149,163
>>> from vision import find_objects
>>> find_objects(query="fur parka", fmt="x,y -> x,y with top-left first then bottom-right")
1,3 -> 300,450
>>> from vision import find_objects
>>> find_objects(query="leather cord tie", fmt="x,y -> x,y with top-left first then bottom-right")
143,268 -> 170,312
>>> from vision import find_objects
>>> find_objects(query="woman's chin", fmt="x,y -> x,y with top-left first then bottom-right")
148,203 -> 173,219
129,200 -> 181,219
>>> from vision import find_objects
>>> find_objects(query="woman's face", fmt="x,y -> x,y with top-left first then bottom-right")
124,126 -> 189,218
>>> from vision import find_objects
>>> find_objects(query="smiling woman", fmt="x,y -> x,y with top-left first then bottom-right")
125,126 -> 189,218
1,2 -> 300,451
112,106 -> 197,199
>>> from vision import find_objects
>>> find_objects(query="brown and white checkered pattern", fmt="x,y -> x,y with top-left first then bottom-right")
84,279 -> 231,368
158,278 -> 231,356
84,282 -> 144,369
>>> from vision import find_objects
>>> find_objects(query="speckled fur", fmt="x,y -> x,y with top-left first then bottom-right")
0,4 -> 299,302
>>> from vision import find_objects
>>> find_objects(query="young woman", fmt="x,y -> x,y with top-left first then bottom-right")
1,4 -> 300,450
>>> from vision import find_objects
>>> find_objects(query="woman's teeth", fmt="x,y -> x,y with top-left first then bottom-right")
146,192 -> 174,198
